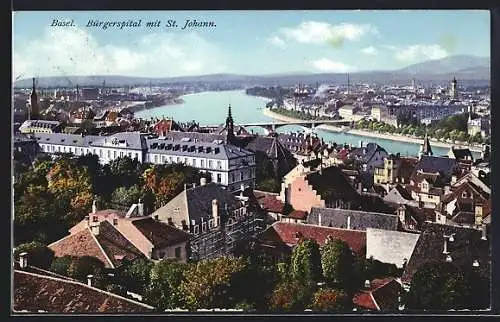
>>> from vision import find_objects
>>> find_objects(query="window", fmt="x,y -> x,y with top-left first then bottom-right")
154,155 -> 158,163
99,149 -> 103,157
201,159 -> 205,168
162,155 -> 166,163
202,222 -> 207,232
107,150 -> 111,158
194,225 -> 199,235
113,218 -> 118,225
462,191 -> 469,198
230,173 -> 235,183
240,172 -> 244,181
120,151 -> 124,157
128,152 -> 132,157
113,151 -> 117,158
175,247 -> 181,258
209,219 -> 214,228
177,157 -> 180,162
217,161 -> 222,169
192,159 -> 197,167
92,216 -> 98,222
208,160 -> 213,168
135,153 -> 139,160
92,149 -> 96,154
183,158 -> 187,164
169,156 -> 173,163
217,173 -> 222,183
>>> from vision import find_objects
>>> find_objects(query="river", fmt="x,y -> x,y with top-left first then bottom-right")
134,90 -> 466,158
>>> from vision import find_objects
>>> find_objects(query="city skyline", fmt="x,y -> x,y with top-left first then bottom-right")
13,10 -> 490,79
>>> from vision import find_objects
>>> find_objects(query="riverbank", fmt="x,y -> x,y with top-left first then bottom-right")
263,108 -> 482,152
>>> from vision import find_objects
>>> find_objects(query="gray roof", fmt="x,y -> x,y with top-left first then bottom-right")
366,228 -> 420,268
32,132 -> 101,147
414,155 -> 457,179
145,137 -> 253,160
349,143 -> 386,164
20,120 -> 61,129
91,132 -> 147,150
14,133 -> 37,143
185,182 -> 241,223
308,207 -> 399,231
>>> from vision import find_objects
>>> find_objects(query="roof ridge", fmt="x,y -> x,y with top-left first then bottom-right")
88,227 -> 115,269
310,207 -> 398,218
14,269 -> 154,309
273,221 -> 367,234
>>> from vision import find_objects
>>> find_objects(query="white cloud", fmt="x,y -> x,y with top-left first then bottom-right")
280,21 -> 378,45
13,26 -> 226,78
360,46 -> 378,55
267,35 -> 286,48
389,44 -> 449,62
310,58 -> 354,73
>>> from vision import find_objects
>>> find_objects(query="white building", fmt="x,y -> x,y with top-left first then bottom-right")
32,131 -> 256,192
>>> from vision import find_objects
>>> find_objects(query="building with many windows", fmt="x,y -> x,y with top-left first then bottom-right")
31,131 -> 256,192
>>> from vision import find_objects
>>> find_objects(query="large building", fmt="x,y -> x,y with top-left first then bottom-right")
31,131 -> 256,192
151,179 -> 258,260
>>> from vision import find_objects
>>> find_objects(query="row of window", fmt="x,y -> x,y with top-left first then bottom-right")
229,169 -> 255,183
192,217 -> 220,235
148,154 -> 224,169
39,144 -> 140,160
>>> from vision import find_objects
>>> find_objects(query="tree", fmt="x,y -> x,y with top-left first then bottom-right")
290,239 -> 322,287
405,261 -> 484,310
145,260 -> 185,310
321,239 -> 354,290
14,241 -> 55,269
281,203 -> 294,216
269,280 -> 312,311
50,255 -> 73,276
311,288 -> 350,312
111,185 -> 144,208
180,256 -> 247,310
120,258 -> 154,295
256,178 -> 281,193
68,256 -> 105,283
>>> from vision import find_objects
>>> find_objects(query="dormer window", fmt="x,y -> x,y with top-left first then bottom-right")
462,191 -> 469,198
202,222 -> 207,232
194,225 -> 199,235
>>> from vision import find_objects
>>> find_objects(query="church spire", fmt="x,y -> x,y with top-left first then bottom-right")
421,129 -> 433,157
30,77 -> 39,120
225,104 -> 235,144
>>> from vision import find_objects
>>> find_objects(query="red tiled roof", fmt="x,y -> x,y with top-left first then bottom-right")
131,218 -> 191,248
286,210 -> 307,220
353,278 -> 401,311
266,222 -> 366,254
254,191 -> 285,214
353,292 -> 378,310
49,228 -> 113,268
13,270 -> 153,312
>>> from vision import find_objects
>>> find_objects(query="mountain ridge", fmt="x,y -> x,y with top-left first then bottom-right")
14,55 -> 489,88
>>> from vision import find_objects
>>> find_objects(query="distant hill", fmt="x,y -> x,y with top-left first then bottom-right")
13,55 -> 489,88
396,55 -> 489,75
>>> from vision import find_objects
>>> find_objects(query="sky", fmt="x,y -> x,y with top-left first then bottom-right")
12,10 -> 490,79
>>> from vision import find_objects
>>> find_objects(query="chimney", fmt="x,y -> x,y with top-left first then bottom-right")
364,279 -> 371,288
85,215 -> 90,227
347,216 -> 351,230
19,252 -> 28,269
91,224 -> 100,236
138,198 -> 144,217
92,199 -> 97,214
87,274 -> 94,287
212,199 -> 219,226
481,224 -> 487,240
200,177 -> 207,186
318,213 -> 322,226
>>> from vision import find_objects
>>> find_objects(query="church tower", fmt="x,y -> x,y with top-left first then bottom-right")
225,104 -> 235,144
419,130 -> 433,158
451,76 -> 458,99
30,77 -> 39,120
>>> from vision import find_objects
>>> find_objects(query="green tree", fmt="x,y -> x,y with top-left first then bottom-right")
50,255 -> 73,276
121,258 -> 154,295
290,239 -> 323,287
14,241 -> 55,269
146,260 -> 186,310
68,255 -> 105,283
111,185 -> 144,208
405,261 -> 481,310
321,239 -> 354,290
282,203 -> 294,216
